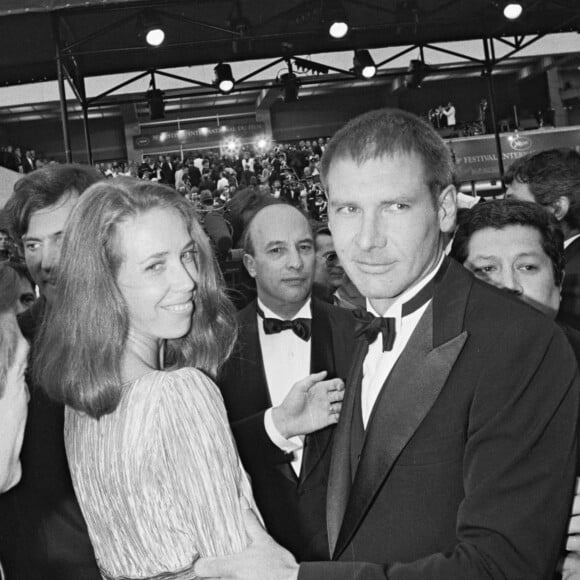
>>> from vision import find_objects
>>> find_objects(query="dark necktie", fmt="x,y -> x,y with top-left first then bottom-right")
256,305 -> 312,341
353,275 -> 436,351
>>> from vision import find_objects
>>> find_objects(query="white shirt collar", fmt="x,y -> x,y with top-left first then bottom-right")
257,297 -> 312,321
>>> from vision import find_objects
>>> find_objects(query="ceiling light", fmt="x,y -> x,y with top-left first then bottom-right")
404,59 -> 429,89
280,72 -> 300,103
141,11 -> 165,47
329,21 -> 348,39
214,63 -> 235,94
146,88 -> 165,120
353,50 -> 376,79
503,2 -> 523,19
322,1 -> 349,39
146,27 -> 165,47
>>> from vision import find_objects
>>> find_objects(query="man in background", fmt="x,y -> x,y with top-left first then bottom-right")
1,164 -> 103,580
313,225 -> 364,310
218,202 -> 353,561
451,199 -> 563,318
505,148 -> 580,330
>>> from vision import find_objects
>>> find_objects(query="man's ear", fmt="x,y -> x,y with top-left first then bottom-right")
243,253 -> 257,279
438,184 -> 457,234
549,196 -> 570,222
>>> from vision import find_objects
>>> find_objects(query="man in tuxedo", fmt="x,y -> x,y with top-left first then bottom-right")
160,154 -> 175,186
0,164 -> 102,580
196,108 -> 579,579
218,202 -> 354,561
505,148 -> 580,330
450,199 -> 580,577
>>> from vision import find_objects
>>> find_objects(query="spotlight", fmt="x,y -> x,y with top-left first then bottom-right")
404,59 -> 429,89
353,50 -> 376,79
141,11 -> 165,47
329,21 -> 348,39
214,63 -> 235,94
280,72 -> 300,103
322,1 -> 349,39
146,27 -> 165,47
146,88 -> 165,120
503,2 -> 523,19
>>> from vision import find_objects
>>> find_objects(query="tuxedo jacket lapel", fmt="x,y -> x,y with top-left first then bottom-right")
237,303 -> 272,410
241,299 -> 338,485
326,339 -> 367,556
301,300 -> 336,483
238,304 -> 296,485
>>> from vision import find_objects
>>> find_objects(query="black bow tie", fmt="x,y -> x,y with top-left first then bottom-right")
256,306 -> 312,341
353,311 -> 396,351
352,272 -> 438,351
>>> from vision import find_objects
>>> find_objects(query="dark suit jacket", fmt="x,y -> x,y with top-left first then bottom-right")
0,299 -> 100,580
160,161 -> 175,185
558,236 -> 580,331
218,298 -> 355,561
300,259 -> 579,580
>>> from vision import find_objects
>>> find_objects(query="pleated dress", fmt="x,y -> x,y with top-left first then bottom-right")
65,367 -> 254,580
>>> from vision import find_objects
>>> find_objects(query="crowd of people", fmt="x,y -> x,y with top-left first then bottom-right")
428,101 -> 456,129
0,146 -> 48,173
2,108 -> 580,580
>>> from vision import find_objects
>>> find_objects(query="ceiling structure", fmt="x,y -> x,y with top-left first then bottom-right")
0,0 -> 578,88
2,51 -> 579,126
0,0 -> 578,158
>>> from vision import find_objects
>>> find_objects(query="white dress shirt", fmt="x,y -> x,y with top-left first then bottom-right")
259,298 -> 311,475
361,255 -> 445,427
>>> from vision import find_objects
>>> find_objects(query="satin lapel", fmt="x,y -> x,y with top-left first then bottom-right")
333,303 -> 468,558
237,304 -> 272,409
301,301 -> 335,482
326,338 -> 368,558
239,303 -> 297,484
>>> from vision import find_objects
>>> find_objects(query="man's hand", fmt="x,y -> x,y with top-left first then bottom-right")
563,553 -> 580,580
271,371 -> 344,438
568,478 -> 580,551
563,477 -> 580,579
194,508 -> 299,580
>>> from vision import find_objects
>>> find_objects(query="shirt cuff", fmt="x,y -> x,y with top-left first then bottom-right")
264,408 -> 304,453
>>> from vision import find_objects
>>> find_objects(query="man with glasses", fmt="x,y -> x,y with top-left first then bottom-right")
313,225 -> 364,310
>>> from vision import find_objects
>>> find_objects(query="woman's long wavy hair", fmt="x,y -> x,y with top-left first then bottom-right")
33,178 -> 237,419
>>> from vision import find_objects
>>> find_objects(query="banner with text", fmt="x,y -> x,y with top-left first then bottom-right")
450,127 -> 580,182
133,121 -> 269,153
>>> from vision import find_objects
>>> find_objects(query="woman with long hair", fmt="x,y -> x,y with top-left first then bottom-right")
33,179 -> 256,579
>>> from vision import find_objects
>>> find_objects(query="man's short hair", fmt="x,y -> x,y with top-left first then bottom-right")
504,148 -> 580,230
450,199 -> 565,286
320,108 -> 454,201
313,224 -> 332,246
4,163 -> 103,240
